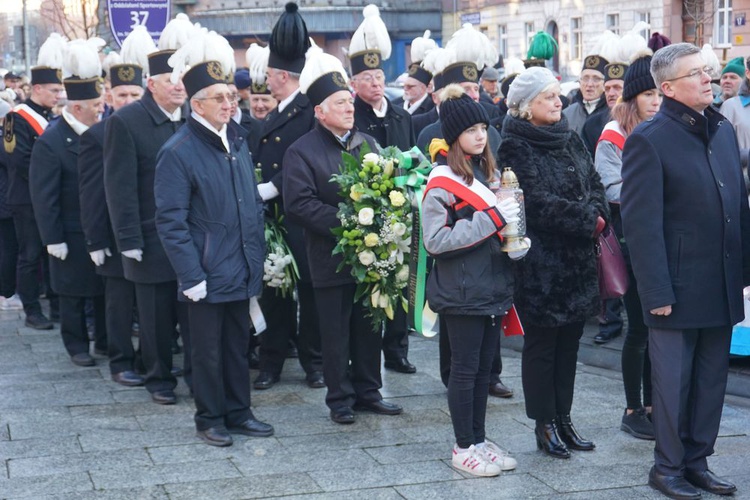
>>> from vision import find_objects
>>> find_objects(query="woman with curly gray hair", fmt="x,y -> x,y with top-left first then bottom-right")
498,67 -> 609,459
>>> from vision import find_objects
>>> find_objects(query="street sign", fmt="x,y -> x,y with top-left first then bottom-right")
460,12 -> 481,25
107,0 -> 171,48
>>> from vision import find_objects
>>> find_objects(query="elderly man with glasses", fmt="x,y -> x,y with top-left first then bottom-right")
563,54 -> 610,135
622,43 -> 747,499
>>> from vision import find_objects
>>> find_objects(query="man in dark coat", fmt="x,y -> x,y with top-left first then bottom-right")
29,70 -> 106,367
283,54 -> 403,424
155,59 -> 273,448
103,51 -> 189,405
78,62 -> 144,386
563,55 -> 609,135
622,43 -> 750,499
252,3 -> 323,391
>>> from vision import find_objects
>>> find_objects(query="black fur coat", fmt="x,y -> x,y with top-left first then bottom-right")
498,115 -> 609,327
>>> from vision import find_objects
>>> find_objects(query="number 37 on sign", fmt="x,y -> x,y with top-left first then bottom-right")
107,0 -> 171,48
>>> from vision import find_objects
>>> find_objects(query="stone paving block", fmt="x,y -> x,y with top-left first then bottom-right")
78,427 -> 199,452
0,361 -> 40,375
363,440 -> 450,465
529,462 -> 650,493
0,369 -> 102,387
273,488 -> 403,500
8,447 -> 152,478
0,471 -> 93,498
534,487 -> 651,499
89,459 -> 242,490
307,460 -> 462,492
9,415 -> 141,440
67,401 -> 185,419
146,442 -> 259,465
278,428 -> 411,451
110,388 -> 161,404
347,408 -> 452,434
0,422 -> 9,441
35,485 -> 170,500
232,447 -> 379,477
134,411 -> 200,432
397,422 -> 457,444
396,471 -> 556,499
164,473 -> 323,499
0,435 -> 81,460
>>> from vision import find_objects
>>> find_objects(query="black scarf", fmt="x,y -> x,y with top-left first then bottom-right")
501,114 -> 572,150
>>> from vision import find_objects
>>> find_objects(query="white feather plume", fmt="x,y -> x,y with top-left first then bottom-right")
411,30 -> 438,64
36,33 -> 67,69
701,44 -> 721,75
348,4 -> 391,61
102,51 -> 123,78
167,26 -> 235,83
246,43 -> 269,85
445,24 -> 497,70
503,57 -> 526,76
121,25 -> 156,69
421,47 -> 451,76
299,48 -> 348,94
589,30 -> 619,62
204,31 -> 235,78
617,23 -> 649,62
64,39 -> 102,79
158,13 -> 193,51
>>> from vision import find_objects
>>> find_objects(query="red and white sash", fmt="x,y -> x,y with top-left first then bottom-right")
13,103 -> 49,136
597,120 -> 625,151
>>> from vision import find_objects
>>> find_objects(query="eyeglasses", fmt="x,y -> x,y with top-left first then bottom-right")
579,76 -> 604,84
195,93 -> 240,104
668,66 -> 716,82
356,73 -> 385,85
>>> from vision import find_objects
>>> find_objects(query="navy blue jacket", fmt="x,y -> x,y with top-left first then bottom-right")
622,97 -> 750,329
154,116 -> 265,303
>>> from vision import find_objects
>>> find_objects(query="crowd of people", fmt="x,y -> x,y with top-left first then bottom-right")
0,4 -> 748,498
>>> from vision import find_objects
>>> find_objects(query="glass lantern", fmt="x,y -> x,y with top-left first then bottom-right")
496,167 -> 529,253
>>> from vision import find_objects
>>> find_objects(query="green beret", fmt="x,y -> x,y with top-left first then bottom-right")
722,57 -> 746,77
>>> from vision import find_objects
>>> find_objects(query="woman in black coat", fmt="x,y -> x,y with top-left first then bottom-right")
497,67 -> 609,459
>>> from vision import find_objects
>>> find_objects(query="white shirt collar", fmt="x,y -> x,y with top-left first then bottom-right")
372,97 -> 388,118
62,107 -> 90,136
158,104 -> 182,122
583,97 -> 601,114
278,89 -> 300,113
231,107 -> 242,124
191,111 -> 229,153
405,93 -> 428,114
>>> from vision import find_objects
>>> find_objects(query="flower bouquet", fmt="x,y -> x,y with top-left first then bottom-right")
331,144 -> 413,330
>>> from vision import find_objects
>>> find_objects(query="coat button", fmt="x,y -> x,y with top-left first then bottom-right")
577,195 -> 583,200
273,163 -> 279,169
256,162 -> 262,167
719,180 -> 725,187
568,166 -> 575,172
726,252 -> 730,258
262,138 -> 268,144
274,136 -> 281,142
726,216 -> 731,223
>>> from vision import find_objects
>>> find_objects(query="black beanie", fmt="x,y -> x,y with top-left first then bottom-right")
622,54 -> 655,102
440,85 -> 490,146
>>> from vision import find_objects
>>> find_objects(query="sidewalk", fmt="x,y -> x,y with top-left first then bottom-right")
0,305 -> 748,499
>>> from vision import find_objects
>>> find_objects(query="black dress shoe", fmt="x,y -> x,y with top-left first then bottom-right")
71,353 -> 95,367
556,414 -> 595,451
111,370 -> 145,387
594,329 -> 621,344
685,468 -> 737,495
253,371 -> 279,390
248,350 -> 260,370
197,427 -> 233,447
227,417 -> 274,437
151,390 -> 177,405
330,407 -> 356,424
535,420 -> 570,459
25,312 -> 53,330
353,399 -> 403,415
489,380 -> 514,398
305,371 -> 325,388
649,467 -> 702,499
384,357 -> 417,374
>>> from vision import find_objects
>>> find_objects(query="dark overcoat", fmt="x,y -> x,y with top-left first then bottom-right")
621,97 -> 750,329
393,95 -> 435,117
103,90 -> 185,284
498,115 -> 609,327
412,107 -> 438,140
353,95 -> 415,151
29,118 -> 103,297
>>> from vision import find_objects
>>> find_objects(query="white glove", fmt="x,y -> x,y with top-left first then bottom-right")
183,280 -> 207,302
47,243 -> 68,261
121,248 -> 143,262
257,182 -> 279,201
89,248 -> 112,266
496,197 -> 520,225
508,237 -> 532,260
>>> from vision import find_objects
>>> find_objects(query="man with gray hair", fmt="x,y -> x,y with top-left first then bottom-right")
622,42 -> 749,499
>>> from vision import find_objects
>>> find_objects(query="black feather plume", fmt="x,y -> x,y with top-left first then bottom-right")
269,2 -> 310,60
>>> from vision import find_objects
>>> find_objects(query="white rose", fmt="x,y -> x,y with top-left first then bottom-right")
358,250 -> 376,266
363,152 -> 380,167
396,265 -> 409,282
358,207 -> 375,226
392,222 -> 407,237
378,295 -> 390,308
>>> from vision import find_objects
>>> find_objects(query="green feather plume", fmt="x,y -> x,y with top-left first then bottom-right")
527,31 -> 558,60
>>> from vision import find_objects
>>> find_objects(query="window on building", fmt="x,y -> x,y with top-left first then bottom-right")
525,22 -> 535,53
716,0 -> 733,47
570,17 -> 583,60
636,12 -> 651,39
498,24 -> 508,57
606,13 -> 620,35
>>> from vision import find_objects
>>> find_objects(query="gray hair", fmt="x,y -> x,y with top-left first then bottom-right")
508,81 -> 559,121
650,43 -> 701,87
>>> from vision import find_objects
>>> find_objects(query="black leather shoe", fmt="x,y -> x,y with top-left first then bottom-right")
71,353 -> 95,367
94,347 -> 108,356
248,350 -> 260,370
330,407 -> 356,424
197,427 -> 233,447
649,467 -> 702,499
384,357 -> 417,374
111,370 -> 145,387
171,366 -> 184,377
151,390 -> 177,405
228,417 -> 274,437
685,468 -> 736,495
306,371 -> 325,388
535,420 -> 570,459
594,329 -> 622,344
353,399 -> 403,415
489,380 -> 514,398
253,371 -> 279,390
556,414 -> 595,451
25,312 -> 53,330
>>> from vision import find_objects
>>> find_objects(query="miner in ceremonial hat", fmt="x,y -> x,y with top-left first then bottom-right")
393,30 -> 437,116
283,47 -> 403,424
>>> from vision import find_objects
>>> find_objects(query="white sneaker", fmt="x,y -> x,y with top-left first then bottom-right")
451,444 -> 501,477
477,440 -> 517,471
0,294 -> 23,311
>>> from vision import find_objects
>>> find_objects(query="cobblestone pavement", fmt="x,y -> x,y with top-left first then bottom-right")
0,305 -> 748,499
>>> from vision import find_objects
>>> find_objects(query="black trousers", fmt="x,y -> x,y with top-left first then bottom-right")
649,326 -> 731,476
59,294 -> 105,356
440,315 -> 503,387
11,205 -> 55,315
620,261 -> 651,409
382,293 -> 409,362
598,298 -> 624,335
258,281 -> 322,377
444,314 -> 500,448
315,284 -> 382,411
188,299 -> 251,431
0,217 -> 17,297
104,276 -> 137,374
522,321 -> 585,421
134,281 -> 178,393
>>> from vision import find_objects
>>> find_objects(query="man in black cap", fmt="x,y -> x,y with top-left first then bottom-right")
563,54 -> 609,135
3,34 -> 65,330
155,56 -> 273,447
393,64 -> 434,117
253,2 -> 323,392
79,58 -> 145,385
581,62 -> 627,158
234,68 -> 252,112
